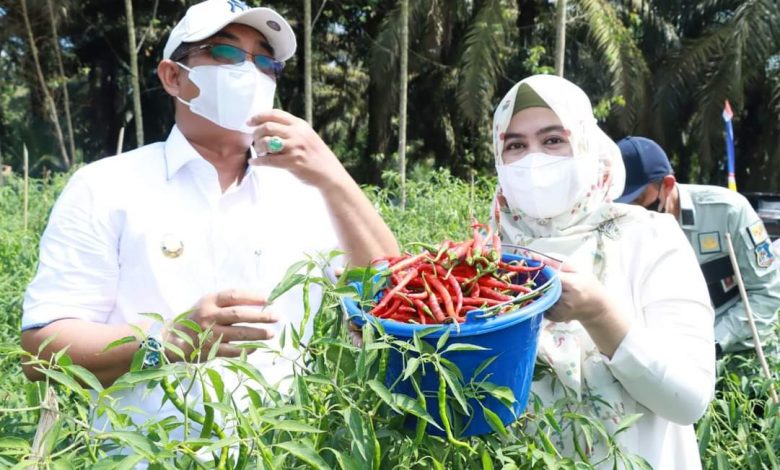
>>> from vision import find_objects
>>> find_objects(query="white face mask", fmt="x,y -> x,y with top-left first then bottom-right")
496,152 -> 598,219
176,62 -> 276,134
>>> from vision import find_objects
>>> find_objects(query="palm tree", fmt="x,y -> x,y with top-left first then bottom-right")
650,0 -> 780,189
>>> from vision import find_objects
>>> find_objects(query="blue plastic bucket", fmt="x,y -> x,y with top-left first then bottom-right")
342,252 -> 561,437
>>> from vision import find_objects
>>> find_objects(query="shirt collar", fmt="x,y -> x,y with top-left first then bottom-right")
164,125 -> 204,181
163,125 -> 259,182
678,184 -> 696,228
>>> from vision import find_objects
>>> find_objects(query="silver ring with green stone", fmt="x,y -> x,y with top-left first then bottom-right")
267,136 -> 285,153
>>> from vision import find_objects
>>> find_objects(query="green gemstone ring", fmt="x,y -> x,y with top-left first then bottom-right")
267,136 -> 285,153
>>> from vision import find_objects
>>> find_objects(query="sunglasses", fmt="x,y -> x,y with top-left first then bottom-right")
174,43 -> 284,79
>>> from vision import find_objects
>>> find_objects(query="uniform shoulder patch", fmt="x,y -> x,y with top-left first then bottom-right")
698,232 -> 722,254
755,240 -> 775,268
747,221 -> 769,246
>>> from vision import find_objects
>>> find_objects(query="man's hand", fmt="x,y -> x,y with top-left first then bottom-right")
164,289 -> 278,362
247,109 -> 350,190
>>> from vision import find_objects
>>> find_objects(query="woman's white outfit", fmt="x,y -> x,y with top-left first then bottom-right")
492,75 -> 715,469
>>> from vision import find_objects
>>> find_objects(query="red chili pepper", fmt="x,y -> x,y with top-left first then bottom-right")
461,297 -> 503,306
478,276 -> 531,294
471,223 -> 483,260
390,252 -> 430,273
424,272 -> 457,323
491,231 -> 501,262
422,277 -> 447,323
411,298 -> 432,324
478,287 -> 514,302
370,267 -> 419,314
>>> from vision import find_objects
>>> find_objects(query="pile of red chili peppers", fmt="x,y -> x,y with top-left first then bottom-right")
368,220 -> 545,325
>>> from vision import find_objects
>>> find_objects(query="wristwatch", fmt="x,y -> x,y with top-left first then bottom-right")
140,323 -> 165,369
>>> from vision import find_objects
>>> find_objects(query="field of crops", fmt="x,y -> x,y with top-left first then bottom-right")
1,169 -> 779,469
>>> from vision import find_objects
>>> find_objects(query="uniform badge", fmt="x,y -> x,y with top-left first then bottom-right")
747,221 -> 769,246
698,232 -> 721,254
720,276 -> 736,293
160,234 -> 184,259
755,240 -> 775,268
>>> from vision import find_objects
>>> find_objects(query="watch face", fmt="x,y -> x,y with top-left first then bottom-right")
142,337 -> 163,369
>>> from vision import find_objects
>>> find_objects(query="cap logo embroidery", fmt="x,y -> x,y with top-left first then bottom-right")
267,20 -> 281,31
227,0 -> 248,12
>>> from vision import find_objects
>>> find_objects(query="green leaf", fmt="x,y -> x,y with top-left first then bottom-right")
614,413 -> 643,435
328,449 -> 363,470
111,368 -> 172,387
139,312 -> 165,325
263,419 -> 323,434
342,408 -> 369,462
367,379 -> 400,413
38,369 -> 87,399
200,436 -> 241,453
275,440 -> 331,470
206,368 -> 225,403
62,364 -> 104,393
402,356 -> 421,381
479,383 -> 515,408
112,454 -> 146,470
105,431 -> 156,459
439,364 -> 469,415
443,343 -> 488,353
481,447 -> 494,470
392,393 -> 442,430
37,333 -> 60,355
268,260 -> 309,303
482,407 -> 509,437
0,437 -> 30,451
102,336 -> 136,352
177,319 -> 203,334
436,328 -> 451,352
472,356 -> 498,379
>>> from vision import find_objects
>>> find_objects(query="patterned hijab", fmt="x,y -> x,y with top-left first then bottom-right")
491,75 -> 647,447
492,74 -> 628,241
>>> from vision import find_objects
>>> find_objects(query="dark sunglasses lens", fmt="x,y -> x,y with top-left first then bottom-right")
255,55 -> 283,77
210,44 -> 244,64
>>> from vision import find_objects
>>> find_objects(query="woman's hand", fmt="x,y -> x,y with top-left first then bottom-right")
547,264 -> 630,358
546,267 -> 612,325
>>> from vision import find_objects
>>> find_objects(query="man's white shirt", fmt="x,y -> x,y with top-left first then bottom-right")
23,126 -> 340,436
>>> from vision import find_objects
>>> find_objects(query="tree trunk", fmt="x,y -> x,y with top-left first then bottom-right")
398,0 -> 409,210
124,0 -> 144,147
303,0 -> 313,124
20,0 -> 71,169
46,0 -> 77,164
554,0 -> 566,76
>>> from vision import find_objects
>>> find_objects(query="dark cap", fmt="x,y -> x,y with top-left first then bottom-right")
616,136 -> 673,203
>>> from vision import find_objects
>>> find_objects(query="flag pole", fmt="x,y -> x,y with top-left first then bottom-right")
722,100 -> 737,192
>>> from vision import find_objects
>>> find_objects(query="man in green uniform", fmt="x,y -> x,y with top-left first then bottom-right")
617,136 -> 780,355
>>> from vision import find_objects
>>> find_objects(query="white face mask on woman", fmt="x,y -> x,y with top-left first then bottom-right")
176,62 -> 276,134
496,152 -> 599,219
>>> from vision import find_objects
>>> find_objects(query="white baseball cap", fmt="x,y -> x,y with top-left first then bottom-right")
163,0 -> 297,62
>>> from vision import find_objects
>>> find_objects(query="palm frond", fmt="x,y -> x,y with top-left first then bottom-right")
578,0 -> 649,131
455,0 -> 517,124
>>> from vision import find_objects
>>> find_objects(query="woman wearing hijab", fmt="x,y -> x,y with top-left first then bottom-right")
492,75 -> 715,469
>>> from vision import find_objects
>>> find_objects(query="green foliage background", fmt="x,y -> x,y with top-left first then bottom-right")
0,171 -> 778,468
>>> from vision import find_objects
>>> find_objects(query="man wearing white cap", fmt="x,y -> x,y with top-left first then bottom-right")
20,0 -> 398,443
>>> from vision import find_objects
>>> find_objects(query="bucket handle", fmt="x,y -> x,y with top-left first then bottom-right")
464,272 -> 558,322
